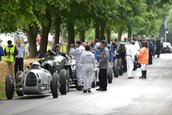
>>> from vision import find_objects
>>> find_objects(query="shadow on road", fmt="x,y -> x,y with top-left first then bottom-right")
14,95 -> 50,100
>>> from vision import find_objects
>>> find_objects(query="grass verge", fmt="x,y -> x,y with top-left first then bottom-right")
0,81 -> 5,100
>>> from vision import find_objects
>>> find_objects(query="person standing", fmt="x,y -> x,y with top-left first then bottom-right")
4,40 -> 18,76
0,40 -> 4,61
71,41 -> 85,90
80,45 -> 96,93
96,40 -> 109,91
137,42 -> 149,79
125,41 -> 135,79
148,40 -> 154,64
156,38 -> 162,58
14,40 -> 25,75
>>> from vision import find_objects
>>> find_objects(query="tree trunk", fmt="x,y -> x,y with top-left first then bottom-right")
40,7 -> 52,54
54,15 -> 61,44
100,22 -> 106,41
106,28 -> 111,43
118,26 -> 123,41
67,19 -> 75,52
128,25 -> 132,41
79,28 -> 85,42
95,22 -> 100,41
26,25 -> 38,58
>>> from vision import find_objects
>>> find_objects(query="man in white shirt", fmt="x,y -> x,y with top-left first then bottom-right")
71,41 -> 85,90
14,39 -> 25,76
125,41 -> 135,79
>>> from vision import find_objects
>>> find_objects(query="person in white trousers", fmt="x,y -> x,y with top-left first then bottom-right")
71,41 -> 85,90
125,41 -> 135,79
80,45 -> 96,93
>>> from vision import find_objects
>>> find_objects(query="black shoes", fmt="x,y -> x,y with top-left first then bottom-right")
96,88 -> 107,91
88,89 -> 91,93
83,89 -> 92,93
139,71 -> 147,79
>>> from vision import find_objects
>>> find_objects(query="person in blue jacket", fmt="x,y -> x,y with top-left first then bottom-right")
0,40 -> 4,61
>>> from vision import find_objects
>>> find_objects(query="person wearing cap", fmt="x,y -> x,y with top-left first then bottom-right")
0,39 -> 4,61
14,39 -> 25,75
71,41 -> 85,91
125,40 -> 135,79
80,45 -> 96,93
4,40 -> 18,76
96,40 -> 109,91
137,42 -> 149,79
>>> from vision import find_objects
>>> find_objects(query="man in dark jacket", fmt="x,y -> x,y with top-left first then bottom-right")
96,40 -> 109,91
156,38 -> 162,58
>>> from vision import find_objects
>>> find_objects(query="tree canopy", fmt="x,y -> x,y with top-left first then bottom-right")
0,0 -> 172,57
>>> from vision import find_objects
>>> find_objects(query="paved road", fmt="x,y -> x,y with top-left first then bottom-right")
1,54 -> 172,115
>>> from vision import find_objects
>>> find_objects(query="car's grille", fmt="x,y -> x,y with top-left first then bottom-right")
26,72 -> 37,87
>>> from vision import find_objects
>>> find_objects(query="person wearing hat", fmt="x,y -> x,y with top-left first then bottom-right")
96,40 -> 109,91
0,39 -> 4,61
125,40 -> 135,79
4,40 -> 18,76
69,44 -> 75,56
71,41 -> 85,91
49,44 -> 67,58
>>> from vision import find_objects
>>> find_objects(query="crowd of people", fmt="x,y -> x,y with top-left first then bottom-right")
0,37 -> 163,94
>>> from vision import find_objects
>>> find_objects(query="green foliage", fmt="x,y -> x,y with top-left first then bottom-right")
0,0 -> 172,44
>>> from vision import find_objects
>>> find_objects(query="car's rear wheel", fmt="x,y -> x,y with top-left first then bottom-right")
16,71 -> 23,96
66,69 -> 70,92
118,59 -> 124,75
107,67 -> 113,83
5,74 -> 14,100
59,69 -> 67,95
51,73 -> 59,98
113,59 -> 119,77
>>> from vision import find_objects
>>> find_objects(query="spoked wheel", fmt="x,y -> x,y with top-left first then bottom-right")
5,74 -> 14,100
15,71 -> 23,96
113,59 -> 119,77
51,73 -> 59,98
59,69 -> 67,95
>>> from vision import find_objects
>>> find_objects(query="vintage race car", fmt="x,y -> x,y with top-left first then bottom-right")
5,62 -> 65,100
41,55 -> 103,89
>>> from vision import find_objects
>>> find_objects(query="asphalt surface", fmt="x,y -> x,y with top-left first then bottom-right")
1,54 -> 172,115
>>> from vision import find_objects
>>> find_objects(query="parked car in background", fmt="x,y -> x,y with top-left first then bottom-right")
161,42 -> 172,53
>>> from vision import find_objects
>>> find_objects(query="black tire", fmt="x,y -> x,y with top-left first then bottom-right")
113,59 -> 119,77
51,73 -> 59,98
16,71 -> 23,96
5,74 -> 14,100
107,67 -> 113,83
92,71 -> 97,88
66,69 -> 70,92
118,59 -> 124,75
133,61 -> 137,71
59,69 -> 67,95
